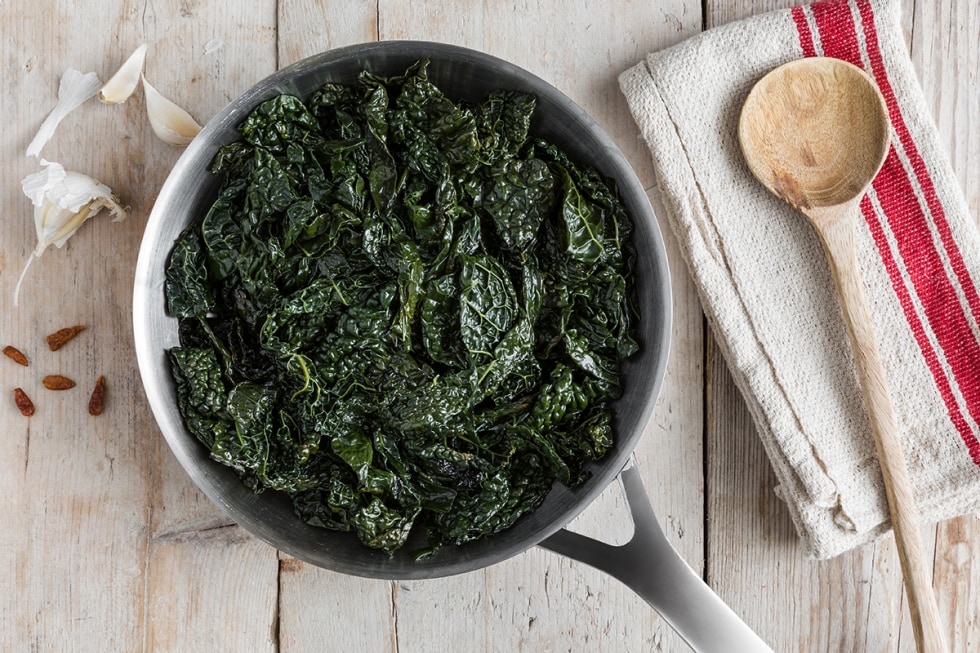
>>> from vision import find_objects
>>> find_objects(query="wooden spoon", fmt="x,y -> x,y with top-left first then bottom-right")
738,57 -> 947,653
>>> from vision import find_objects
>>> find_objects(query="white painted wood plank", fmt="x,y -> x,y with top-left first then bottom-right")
911,0 -> 979,219
4,2 -> 973,652
278,0 -> 380,67
277,555 -> 396,653
911,2 -> 980,652
135,4 -> 285,652
0,2 -> 161,650
143,0 -> 285,539
146,526 -> 279,653
270,5 -> 400,653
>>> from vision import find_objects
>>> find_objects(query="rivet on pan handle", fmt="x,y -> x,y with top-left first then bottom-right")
539,455 -> 774,653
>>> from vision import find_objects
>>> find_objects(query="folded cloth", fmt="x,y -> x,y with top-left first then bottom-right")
620,0 -> 980,559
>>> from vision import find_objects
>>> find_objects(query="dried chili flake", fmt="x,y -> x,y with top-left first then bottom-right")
88,375 -> 106,416
3,345 -> 29,366
42,374 -> 76,390
13,388 -> 35,416
45,325 -> 85,351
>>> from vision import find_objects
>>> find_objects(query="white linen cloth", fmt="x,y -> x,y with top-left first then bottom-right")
620,0 -> 980,558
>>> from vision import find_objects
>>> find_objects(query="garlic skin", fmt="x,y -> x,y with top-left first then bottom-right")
142,76 -> 202,146
203,39 -> 224,55
99,43 -> 148,104
26,69 -> 102,158
15,160 -> 128,306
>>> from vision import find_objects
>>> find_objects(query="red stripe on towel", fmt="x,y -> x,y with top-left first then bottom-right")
854,1 -> 980,428
868,157 -> 980,461
856,0 -> 980,332
791,6 -> 818,57
795,0 -> 980,463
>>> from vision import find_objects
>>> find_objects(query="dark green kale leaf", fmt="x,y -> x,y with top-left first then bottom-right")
164,59 -> 639,558
220,381 -> 278,481
388,59 -> 481,178
474,90 -> 536,163
554,164 -> 606,264
420,273 -> 466,368
482,158 -> 556,252
459,254 -> 519,360
168,347 -> 232,450
165,226 -> 215,318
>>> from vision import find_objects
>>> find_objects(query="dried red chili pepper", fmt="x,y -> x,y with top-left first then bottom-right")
88,375 -> 106,416
3,345 -> 29,366
13,388 -> 35,416
45,325 -> 85,351
42,374 -> 76,390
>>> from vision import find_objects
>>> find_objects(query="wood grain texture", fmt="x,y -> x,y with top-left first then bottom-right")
1,1 -> 977,652
138,4 -> 282,650
705,1 -> 974,652
399,2 -> 704,650
276,555 -> 396,653
910,2 -> 980,652
277,0 -> 379,67
911,0 -> 979,216
146,526 -> 279,653
2,2 -> 158,650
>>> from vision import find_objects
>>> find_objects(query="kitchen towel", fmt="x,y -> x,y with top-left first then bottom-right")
620,0 -> 980,558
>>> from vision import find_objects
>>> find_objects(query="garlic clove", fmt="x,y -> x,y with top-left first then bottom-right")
26,69 -> 102,158
99,43 -> 148,104
142,75 -> 202,146
15,160 -> 128,306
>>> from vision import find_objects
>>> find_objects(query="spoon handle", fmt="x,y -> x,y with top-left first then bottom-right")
813,204 -> 948,653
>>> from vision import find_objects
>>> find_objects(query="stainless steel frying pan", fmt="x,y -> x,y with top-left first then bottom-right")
132,41 -> 772,652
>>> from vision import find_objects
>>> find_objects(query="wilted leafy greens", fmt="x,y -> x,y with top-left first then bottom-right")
165,60 -> 638,557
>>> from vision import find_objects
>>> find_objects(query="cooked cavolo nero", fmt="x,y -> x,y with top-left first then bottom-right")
165,60 -> 638,556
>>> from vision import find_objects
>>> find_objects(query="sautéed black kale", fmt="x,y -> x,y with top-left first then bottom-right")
164,60 -> 638,556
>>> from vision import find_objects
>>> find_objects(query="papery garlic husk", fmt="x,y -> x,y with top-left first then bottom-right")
15,160 -> 128,306
26,69 -> 102,158
99,43 -> 148,104
203,39 -> 224,55
142,75 -> 202,146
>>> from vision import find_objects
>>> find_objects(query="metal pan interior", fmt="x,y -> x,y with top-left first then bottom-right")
133,41 -> 671,579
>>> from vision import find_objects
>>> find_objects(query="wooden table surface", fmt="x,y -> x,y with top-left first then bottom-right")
2,1 -> 977,651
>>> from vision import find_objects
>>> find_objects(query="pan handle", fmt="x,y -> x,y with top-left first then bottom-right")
539,457 -> 774,653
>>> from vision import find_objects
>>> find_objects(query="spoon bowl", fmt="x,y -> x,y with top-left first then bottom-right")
739,57 -> 890,214
738,57 -> 947,653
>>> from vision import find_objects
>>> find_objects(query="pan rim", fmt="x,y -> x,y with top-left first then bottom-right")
133,40 -> 672,579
